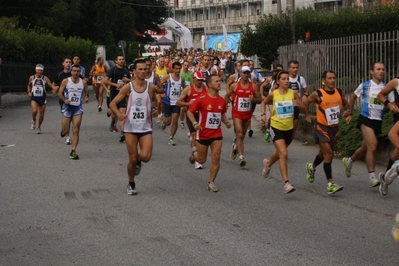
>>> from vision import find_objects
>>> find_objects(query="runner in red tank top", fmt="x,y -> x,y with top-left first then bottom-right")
224,66 -> 262,167
177,71 -> 208,169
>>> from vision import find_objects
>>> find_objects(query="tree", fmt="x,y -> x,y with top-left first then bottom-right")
240,14 -> 292,68
0,0 -> 170,55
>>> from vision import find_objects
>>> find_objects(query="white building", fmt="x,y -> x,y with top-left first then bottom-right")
169,0 -> 344,48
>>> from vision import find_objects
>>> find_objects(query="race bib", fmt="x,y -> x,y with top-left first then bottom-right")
205,112 -> 221,129
129,106 -> 147,123
275,100 -> 293,119
238,97 -> 251,112
69,92 -> 81,106
369,93 -> 384,110
170,87 -> 180,100
33,85 -> 44,97
325,106 -> 340,125
117,79 -> 125,91
97,76 -> 104,83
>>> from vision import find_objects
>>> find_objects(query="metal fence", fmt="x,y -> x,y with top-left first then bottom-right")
0,62 -> 59,94
278,31 -> 399,112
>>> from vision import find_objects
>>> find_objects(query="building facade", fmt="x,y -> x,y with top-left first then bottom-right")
169,0 -> 319,48
167,0 -> 387,49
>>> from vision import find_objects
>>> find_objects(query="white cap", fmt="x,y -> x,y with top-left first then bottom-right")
240,66 -> 251,73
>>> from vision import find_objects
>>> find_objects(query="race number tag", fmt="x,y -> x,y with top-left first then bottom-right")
205,112 -> 221,129
69,92 -> 81,106
117,79 -> 125,91
325,106 -> 340,125
369,93 -> 384,110
129,106 -> 147,123
238,97 -> 251,112
97,76 -> 104,83
170,87 -> 180,100
33,85 -> 44,97
275,100 -> 293,119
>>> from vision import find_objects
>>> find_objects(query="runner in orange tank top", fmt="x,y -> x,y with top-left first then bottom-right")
304,70 -> 351,195
89,57 -> 108,112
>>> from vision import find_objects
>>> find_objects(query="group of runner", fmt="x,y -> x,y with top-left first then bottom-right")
26,52 -> 399,200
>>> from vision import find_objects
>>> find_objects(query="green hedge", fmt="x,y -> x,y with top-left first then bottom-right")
295,6 -> 399,42
241,5 -> 399,67
0,17 -> 96,65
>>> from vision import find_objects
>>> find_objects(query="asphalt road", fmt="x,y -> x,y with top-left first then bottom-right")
1,87 -> 399,265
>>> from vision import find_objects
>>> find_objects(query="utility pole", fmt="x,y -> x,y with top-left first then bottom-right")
286,0 -> 295,43
277,0 -> 282,18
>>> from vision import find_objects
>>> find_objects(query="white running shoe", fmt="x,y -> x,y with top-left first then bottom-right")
168,138 -> 176,146
207,182 -> 218,192
187,132 -> 192,145
262,158 -> 271,178
194,161 -> 203,169
31,120 -> 36,130
284,182 -> 296,194
65,137 -> 71,145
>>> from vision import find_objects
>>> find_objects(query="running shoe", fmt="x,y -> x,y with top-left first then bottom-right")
69,150 -> 79,160
392,213 -> 399,242
156,116 -> 162,125
180,121 -> 184,129
113,126 -> 118,133
239,156 -> 246,167
109,122 -> 114,132
262,158 -> 271,178
60,130 -> 66,137
189,153 -> 195,164
385,160 -> 399,185
106,111 -> 111,117
342,157 -> 352,178
327,182 -> 343,194
379,172 -> 388,196
187,132 -> 192,145
369,176 -> 380,188
135,157 -> 142,176
230,143 -> 237,160
248,129 -> 253,138
119,134 -> 125,143
127,182 -> 137,195
264,130 -> 270,143
30,121 -> 36,130
284,182 -> 296,193
207,182 -> 218,192
65,137 -> 71,145
98,106 -> 102,112
306,163 -> 315,183
36,128 -> 42,134
195,161 -> 203,169
161,122 -> 166,130
168,138 -> 175,146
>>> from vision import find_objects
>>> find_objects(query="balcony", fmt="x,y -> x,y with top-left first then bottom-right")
173,0 -> 263,11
